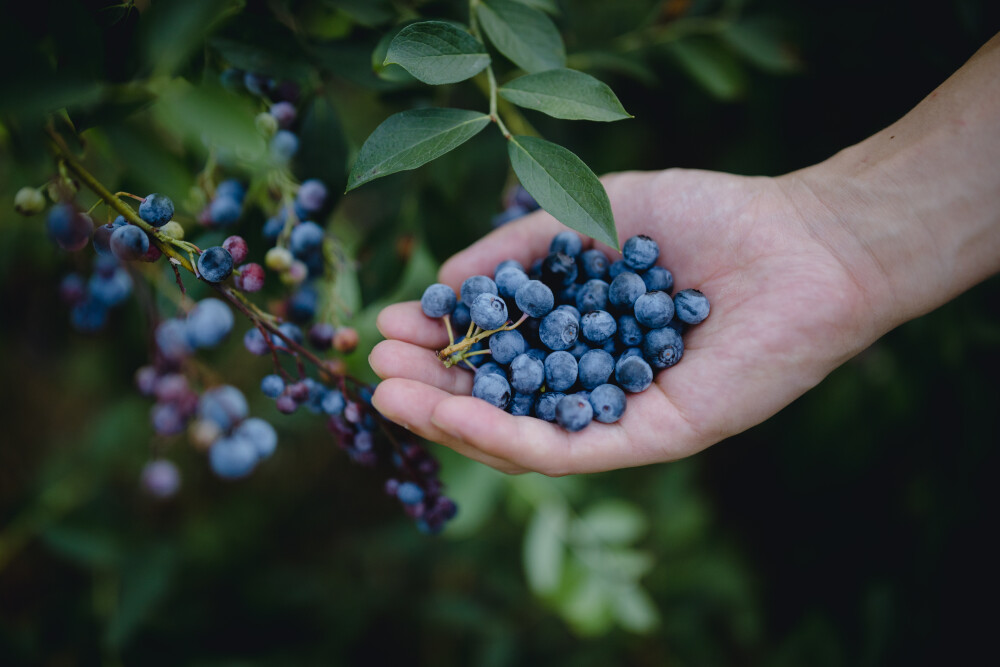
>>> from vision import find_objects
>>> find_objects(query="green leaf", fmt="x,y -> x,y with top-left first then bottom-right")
476,0 -> 565,73
721,18 -> 802,74
385,21 -> 491,85
500,68 -> 631,121
668,37 -> 747,102
507,135 -> 618,249
347,109 -> 491,191
152,81 -> 265,162
141,0 -> 233,75
612,584 -> 660,634
573,499 -> 648,545
523,501 -> 568,595
512,0 -> 559,13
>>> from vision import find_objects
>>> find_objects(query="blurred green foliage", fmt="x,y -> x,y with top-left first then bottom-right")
1,0 -> 999,665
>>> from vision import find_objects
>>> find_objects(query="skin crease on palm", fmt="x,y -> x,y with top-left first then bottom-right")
369,33 -> 1000,476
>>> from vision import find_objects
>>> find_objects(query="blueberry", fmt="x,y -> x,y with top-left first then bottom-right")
615,355 -> 653,393
93,217 -> 127,257
608,259 -> 628,279
261,374 -> 286,398
308,322 -> 335,349
186,298 -> 234,348
197,246 -> 234,283
568,341 -> 589,360
262,215 -> 285,241
471,293 -> 508,330
558,282 -> 580,305
495,266 -> 529,300
47,204 -> 93,251
270,130 -> 299,162
634,291 -> 675,328
215,179 -> 246,202
70,297 -> 108,332
589,384 -> 626,424
608,271 -> 646,309
581,310 -> 617,344
540,252 -> 578,288
618,347 -> 644,362
472,373 -> 511,410
451,302 -> 471,330
510,393 -> 535,416
397,482 -> 425,505
157,318 -> 193,359
514,279 -> 554,318
151,402 -> 186,436
642,266 -> 673,293
550,231 -> 583,257
491,205 -> 528,227
617,314 -> 645,347
475,361 -> 506,383
209,196 -> 241,226
534,392 -> 565,422
287,284 -> 318,322
137,193 -> 173,227
578,248 -> 609,279
88,267 -> 133,306
575,279 -> 609,313
277,322 -> 304,346
141,460 -> 181,498
243,72 -> 272,96
209,436 -> 258,479
199,385 -> 249,432
321,389 -> 346,416
555,394 -> 593,432
544,350 -> 578,392
509,353 -> 545,394
495,259 -> 525,275
578,349 -> 614,389
233,417 -> 278,458
525,347 -> 547,363
59,273 -> 86,305
243,327 -> 270,355
296,179 -> 327,212
460,275 -> 498,307
108,224 -> 148,261
555,304 -> 582,322
643,326 -> 684,369
622,234 -> 659,271
270,101 -> 297,128
489,329 -> 526,365
508,185 -> 539,211
674,289 -> 711,324
289,221 -> 324,257
539,309 -> 579,351
421,283 -> 457,318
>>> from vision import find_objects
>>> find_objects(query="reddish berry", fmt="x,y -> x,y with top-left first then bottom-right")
222,235 -> 249,265
333,327 -> 359,354
235,263 -> 265,292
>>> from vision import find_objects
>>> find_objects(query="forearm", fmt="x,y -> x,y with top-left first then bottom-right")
782,32 -> 1000,334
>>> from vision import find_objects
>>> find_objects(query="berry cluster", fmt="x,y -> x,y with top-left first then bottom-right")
421,231 -> 710,431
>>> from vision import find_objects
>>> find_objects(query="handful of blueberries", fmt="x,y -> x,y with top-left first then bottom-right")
420,232 -> 710,431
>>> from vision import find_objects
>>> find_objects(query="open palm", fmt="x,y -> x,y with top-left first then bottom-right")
369,168 -> 877,475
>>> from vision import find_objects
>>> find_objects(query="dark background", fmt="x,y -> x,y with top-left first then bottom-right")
1,0 -> 998,664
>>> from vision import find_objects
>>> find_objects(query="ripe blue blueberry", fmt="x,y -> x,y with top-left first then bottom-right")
156,318 -> 192,360
296,179 -> 328,212
397,481 -> 425,506
618,347 -> 644,362
472,373 -> 511,410
514,279 -> 554,318
525,347 -> 547,363
555,394 -> 593,432
589,384 -> 626,424
460,275 -> 498,307
578,249 -> 609,279
88,267 -> 133,306
539,309 -> 579,351
674,289 -> 711,324
70,298 -> 108,332
541,252 -> 578,288
209,196 -> 241,225
544,350 -> 578,392
139,193 -> 174,227
420,283 -> 457,318
534,392 -> 565,422
608,271 -> 646,309
471,293 -> 508,330
634,291 -> 675,328
550,231 -> 583,257
575,279 -> 609,313
209,435 -> 259,479
495,259 -> 525,275
641,266 -> 674,293
93,217 -> 127,257
199,385 -> 249,432
47,204 -> 93,251
262,215 -> 285,240
270,130 -> 299,161
555,304 -> 581,322
608,259 -> 628,279
578,349 -> 615,389
289,221 -> 324,257
261,374 -> 285,398
287,284 -> 319,323
622,234 -> 659,271
643,326 -> 685,369
510,393 -> 535,416
186,298 -> 234,348
509,353 -> 545,394
489,329 -> 526,365
568,341 -> 589,360
243,327 -> 270,356
581,310 -> 617,344
151,402 -> 186,436
321,389 -> 346,416
216,179 -> 246,202
615,355 -> 653,393
270,101 -> 297,128
234,417 -> 278,459
617,314 -> 645,347
277,322 -> 304,346
475,361 -> 506,383
197,246 -> 234,283
141,460 -> 181,498
495,266 -> 529,300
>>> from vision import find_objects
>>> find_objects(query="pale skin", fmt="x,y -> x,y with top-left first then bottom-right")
369,33 -> 1000,476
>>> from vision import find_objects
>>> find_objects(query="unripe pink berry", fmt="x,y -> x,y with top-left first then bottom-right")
222,235 -> 249,265
235,262 -> 265,292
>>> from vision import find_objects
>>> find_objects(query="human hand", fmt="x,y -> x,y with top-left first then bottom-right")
369,168 -> 888,475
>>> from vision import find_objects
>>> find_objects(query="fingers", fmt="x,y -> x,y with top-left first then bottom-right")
368,339 -> 474,396
376,301 -> 451,349
371,378 -> 527,474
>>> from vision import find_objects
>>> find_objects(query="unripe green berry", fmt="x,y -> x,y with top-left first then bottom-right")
265,247 -> 293,272
255,112 -> 278,137
14,187 -> 45,216
46,178 -> 78,202
160,221 -> 185,239
280,259 -> 308,286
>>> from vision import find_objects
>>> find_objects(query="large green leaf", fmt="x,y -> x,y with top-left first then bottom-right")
572,499 -> 648,545
669,38 -> 747,102
385,21 -> 490,85
523,502 -> 567,595
476,0 -> 565,73
721,18 -> 802,74
346,108 -> 491,191
507,135 -> 618,249
512,0 -> 559,13
500,68 -> 632,121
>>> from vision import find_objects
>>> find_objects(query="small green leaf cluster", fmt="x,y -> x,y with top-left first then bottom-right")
347,0 -> 633,250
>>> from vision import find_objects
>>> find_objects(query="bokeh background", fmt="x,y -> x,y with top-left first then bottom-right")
2,0 -> 999,665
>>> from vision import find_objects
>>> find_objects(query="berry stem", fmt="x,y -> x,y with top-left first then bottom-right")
443,314 -> 455,345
